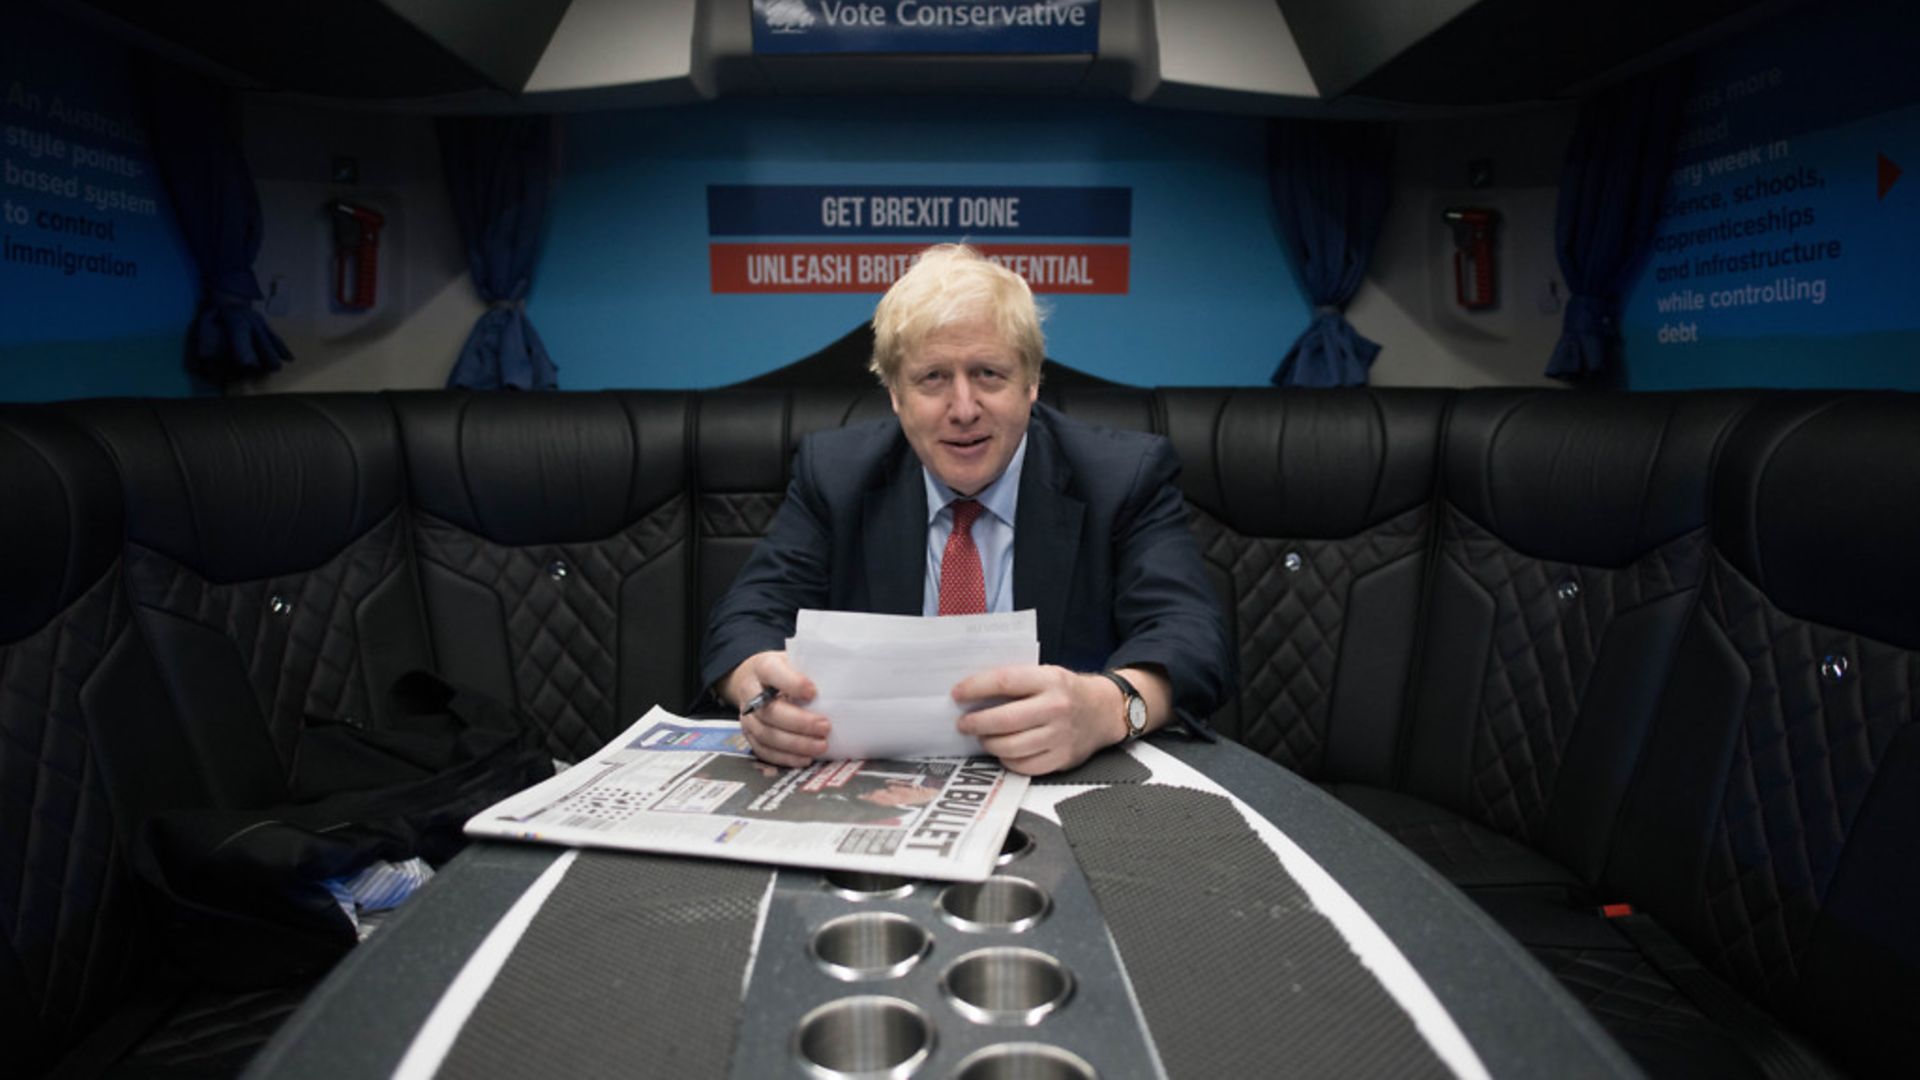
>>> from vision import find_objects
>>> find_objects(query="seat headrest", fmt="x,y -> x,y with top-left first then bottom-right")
0,408 -> 124,642
698,388 -> 891,494
66,396 -> 402,582
1162,388 -> 1447,539
1045,387 -> 1158,435
1713,394 -> 1920,651
395,391 -> 690,545
1445,390 -> 1753,567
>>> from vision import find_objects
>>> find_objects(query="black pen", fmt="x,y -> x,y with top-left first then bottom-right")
741,688 -> 778,714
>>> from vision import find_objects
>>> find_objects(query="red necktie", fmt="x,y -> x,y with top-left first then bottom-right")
938,499 -> 987,616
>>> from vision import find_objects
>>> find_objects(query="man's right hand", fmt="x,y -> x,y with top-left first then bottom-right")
726,650 -> 830,768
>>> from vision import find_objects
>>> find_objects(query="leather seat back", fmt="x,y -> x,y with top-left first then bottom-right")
1404,389 -> 1750,881
1043,385 -> 1157,435
1607,394 -> 1920,1077
692,386 -> 890,693
67,397 -> 431,809
0,407 -> 189,1073
393,391 -> 694,759
1162,388 -> 1446,780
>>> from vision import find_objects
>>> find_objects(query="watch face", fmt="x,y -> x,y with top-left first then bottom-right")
1125,695 -> 1147,733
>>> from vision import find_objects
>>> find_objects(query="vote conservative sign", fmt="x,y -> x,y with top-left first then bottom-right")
751,0 -> 1099,54
707,184 -> 1131,293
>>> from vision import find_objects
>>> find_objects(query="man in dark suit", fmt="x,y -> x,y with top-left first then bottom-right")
702,244 -> 1230,775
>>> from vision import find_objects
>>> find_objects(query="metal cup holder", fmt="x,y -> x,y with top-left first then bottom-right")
812,912 -> 933,981
824,870 -> 918,900
949,1043 -> 1098,1079
794,996 -> 935,1078
996,826 -> 1034,866
940,947 -> 1074,1026
937,877 -> 1049,933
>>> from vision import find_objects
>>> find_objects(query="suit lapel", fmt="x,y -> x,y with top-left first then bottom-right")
862,442 -> 927,616
1014,410 -> 1084,660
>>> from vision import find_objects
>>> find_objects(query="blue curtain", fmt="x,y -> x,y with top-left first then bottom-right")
1266,120 -> 1395,387
437,116 -> 559,390
140,62 -> 291,383
1548,63 -> 1694,381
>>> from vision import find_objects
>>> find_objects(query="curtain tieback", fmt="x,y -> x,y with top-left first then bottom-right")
488,298 -> 527,312
1312,304 -> 1343,317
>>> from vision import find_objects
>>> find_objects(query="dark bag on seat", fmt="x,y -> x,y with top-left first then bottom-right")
131,673 -> 553,986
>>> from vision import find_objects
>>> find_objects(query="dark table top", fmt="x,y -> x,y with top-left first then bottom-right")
244,735 -> 1639,1079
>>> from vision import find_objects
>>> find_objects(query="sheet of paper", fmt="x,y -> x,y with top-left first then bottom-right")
787,609 -> 1038,759
796,608 -> 1035,642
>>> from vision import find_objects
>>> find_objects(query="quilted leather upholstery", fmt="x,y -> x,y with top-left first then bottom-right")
1596,395 -> 1920,1077
123,512 -> 415,778
694,391 -> 891,655
1446,512 -> 1710,843
0,408 -> 147,1074
1193,505 -> 1427,773
1534,947 -> 1705,1028
124,981 -> 314,1070
1534,945 -> 1776,1078
1163,388 -> 1446,780
8,385 -> 1915,1080
1694,554 -> 1915,1008
1327,782 -> 1582,889
413,499 -> 689,761
0,574 -> 143,1075
1393,391 -> 1742,896
699,492 -> 785,541
1385,814 -> 1567,887
394,392 -> 698,749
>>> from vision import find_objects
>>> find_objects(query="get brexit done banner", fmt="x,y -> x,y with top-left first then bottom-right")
707,184 -> 1131,293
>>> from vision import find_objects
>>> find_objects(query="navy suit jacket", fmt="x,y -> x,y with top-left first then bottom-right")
700,402 -> 1233,725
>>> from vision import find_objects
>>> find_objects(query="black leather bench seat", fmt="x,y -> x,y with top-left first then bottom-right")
3,385 -> 1913,1078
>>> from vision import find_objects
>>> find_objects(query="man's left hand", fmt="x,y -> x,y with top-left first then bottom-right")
952,664 -> 1132,775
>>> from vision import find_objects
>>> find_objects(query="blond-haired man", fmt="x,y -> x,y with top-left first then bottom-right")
702,245 -> 1230,775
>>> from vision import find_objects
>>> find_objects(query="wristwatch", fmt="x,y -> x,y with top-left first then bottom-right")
1101,670 -> 1148,741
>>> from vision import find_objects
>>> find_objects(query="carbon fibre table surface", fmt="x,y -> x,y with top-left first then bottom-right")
243,736 -> 1638,1079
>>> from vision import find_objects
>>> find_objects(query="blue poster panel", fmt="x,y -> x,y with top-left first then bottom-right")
1,4 -> 196,399
752,0 -> 1098,55
1620,0 -> 1920,388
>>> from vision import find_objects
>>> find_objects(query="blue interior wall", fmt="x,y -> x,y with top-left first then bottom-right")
9,0 -> 1914,399
533,97 -> 1309,388
0,5 -> 198,402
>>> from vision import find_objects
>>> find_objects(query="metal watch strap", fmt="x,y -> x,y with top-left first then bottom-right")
1100,670 -> 1147,740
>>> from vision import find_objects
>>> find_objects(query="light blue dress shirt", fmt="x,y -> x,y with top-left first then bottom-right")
921,434 -> 1027,616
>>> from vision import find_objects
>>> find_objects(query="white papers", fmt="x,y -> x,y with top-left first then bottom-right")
464,709 -> 1029,882
787,609 -> 1039,760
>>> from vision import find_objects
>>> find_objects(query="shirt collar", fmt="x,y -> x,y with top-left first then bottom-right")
922,432 -> 1028,526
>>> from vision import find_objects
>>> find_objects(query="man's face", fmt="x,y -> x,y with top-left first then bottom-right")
889,319 -> 1037,497
861,781 -> 939,808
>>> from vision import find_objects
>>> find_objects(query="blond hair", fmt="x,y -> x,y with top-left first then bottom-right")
869,244 -> 1045,387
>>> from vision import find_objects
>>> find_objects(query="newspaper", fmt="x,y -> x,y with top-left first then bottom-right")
464,707 -> 1030,882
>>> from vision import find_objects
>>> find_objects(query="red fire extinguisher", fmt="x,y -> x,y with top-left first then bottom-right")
1443,207 -> 1499,310
329,202 -> 385,310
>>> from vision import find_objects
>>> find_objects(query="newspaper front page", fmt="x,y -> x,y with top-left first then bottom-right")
464,707 -> 1030,882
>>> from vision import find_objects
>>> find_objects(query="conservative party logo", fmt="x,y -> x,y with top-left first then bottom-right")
754,0 -> 816,34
